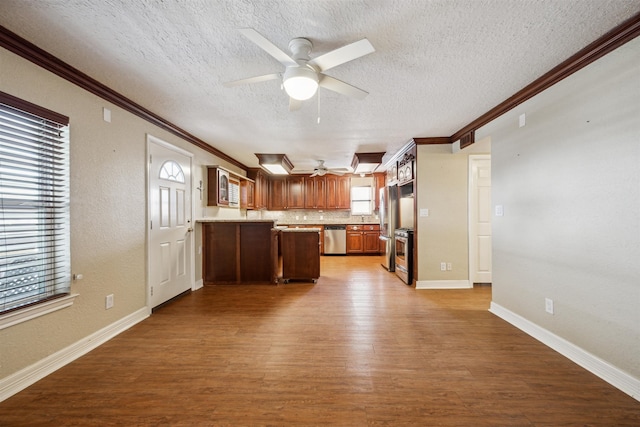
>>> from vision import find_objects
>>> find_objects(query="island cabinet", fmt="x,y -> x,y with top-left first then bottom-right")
326,175 -> 351,209
280,229 -> 321,283
346,224 -> 381,254
202,221 -> 277,284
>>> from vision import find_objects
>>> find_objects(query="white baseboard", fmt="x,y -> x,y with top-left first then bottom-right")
416,279 -> 471,289
489,302 -> 640,401
193,278 -> 203,291
0,307 -> 149,402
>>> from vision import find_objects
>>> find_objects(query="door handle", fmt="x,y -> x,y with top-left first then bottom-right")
187,227 -> 194,233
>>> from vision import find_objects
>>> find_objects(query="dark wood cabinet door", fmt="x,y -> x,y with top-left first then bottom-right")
364,231 -> 381,253
346,231 -> 364,254
315,176 -> 327,209
324,174 -> 350,210
304,176 -> 327,209
269,177 -> 287,210
336,175 -> 351,209
287,176 -> 304,209
203,223 -> 238,283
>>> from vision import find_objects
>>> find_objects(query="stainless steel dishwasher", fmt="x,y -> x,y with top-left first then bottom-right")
323,225 -> 347,255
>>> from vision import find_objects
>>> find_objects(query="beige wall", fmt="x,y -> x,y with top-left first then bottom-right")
0,47 -> 243,379
478,37 -> 640,378
415,138 -> 490,285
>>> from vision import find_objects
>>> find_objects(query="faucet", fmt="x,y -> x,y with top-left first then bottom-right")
361,215 -> 364,222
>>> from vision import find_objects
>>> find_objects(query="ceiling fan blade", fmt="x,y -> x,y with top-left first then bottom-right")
289,97 -> 302,111
319,75 -> 369,100
223,73 -> 281,87
327,170 -> 345,176
238,28 -> 297,67
309,38 -> 374,72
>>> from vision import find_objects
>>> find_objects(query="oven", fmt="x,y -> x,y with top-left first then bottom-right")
394,228 -> 413,285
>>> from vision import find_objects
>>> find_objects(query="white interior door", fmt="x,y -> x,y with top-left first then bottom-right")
469,155 -> 492,284
148,136 -> 193,308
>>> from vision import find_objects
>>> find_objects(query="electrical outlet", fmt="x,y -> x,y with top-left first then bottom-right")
447,262 -> 452,271
106,294 -> 114,310
440,262 -> 446,271
545,298 -> 554,314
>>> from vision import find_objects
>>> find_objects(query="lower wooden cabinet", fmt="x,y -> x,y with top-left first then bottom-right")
346,224 -> 381,254
202,221 -> 277,284
280,230 -> 320,283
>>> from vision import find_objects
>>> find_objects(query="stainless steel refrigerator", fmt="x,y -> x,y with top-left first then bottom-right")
379,185 -> 398,271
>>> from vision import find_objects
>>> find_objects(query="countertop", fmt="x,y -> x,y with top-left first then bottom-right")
278,227 -> 322,232
196,219 -> 275,223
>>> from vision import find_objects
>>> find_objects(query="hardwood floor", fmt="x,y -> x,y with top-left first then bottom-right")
1,256 -> 638,426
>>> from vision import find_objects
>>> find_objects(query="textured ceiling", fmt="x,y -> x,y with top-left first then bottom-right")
1,0 -> 639,172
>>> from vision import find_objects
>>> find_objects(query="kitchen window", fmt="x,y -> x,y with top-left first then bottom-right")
0,92 -> 73,327
351,185 -> 373,215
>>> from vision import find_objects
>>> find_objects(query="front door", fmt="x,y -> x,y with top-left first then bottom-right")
469,155 -> 492,284
148,136 -> 193,308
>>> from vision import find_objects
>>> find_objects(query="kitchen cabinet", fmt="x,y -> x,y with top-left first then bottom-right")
287,176 -> 305,209
268,176 -> 304,210
206,166 -> 229,207
202,221 -> 277,284
268,177 -> 287,210
346,224 -> 381,254
280,229 -> 321,283
326,175 -> 351,209
304,176 -> 327,209
240,179 -> 254,209
374,172 -> 385,211
247,168 -> 268,209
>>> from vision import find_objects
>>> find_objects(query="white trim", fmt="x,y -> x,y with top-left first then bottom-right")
489,302 -> 640,401
0,307 -> 148,403
193,278 -> 203,291
416,280 -> 471,289
0,294 -> 79,331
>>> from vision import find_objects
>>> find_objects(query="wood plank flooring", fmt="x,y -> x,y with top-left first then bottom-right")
1,256 -> 638,426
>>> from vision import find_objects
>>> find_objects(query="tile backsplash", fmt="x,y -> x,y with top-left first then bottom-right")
247,209 -> 378,225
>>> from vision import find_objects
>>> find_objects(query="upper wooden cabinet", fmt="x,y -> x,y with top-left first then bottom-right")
374,172 -> 385,211
287,176 -> 305,209
326,175 -> 351,209
247,168 -> 269,210
268,177 -> 287,210
304,176 -> 327,209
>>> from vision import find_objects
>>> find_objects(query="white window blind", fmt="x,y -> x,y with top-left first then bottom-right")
0,93 -> 71,314
351,186 -> 373,215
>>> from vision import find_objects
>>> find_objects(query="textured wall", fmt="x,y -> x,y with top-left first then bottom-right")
482,38 -> 640,378
0,48 -> 242,378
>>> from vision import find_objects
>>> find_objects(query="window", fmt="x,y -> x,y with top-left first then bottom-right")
0,92 -> 71,316
159,160 -> 185,183
351,186 -> 373,215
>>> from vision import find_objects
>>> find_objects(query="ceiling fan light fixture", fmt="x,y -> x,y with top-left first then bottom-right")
283,66 -> 318,100
255,153 -> 294,175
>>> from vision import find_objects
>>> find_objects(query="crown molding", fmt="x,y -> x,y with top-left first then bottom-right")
0,25 -> 247,171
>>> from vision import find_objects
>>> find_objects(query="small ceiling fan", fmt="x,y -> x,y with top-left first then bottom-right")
224,29 -> 375,110
305,160 -> 349,177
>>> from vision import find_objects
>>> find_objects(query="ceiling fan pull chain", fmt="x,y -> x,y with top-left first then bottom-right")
317,89 -> 321,124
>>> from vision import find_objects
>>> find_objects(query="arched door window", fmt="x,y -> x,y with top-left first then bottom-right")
159,160 -> 185,183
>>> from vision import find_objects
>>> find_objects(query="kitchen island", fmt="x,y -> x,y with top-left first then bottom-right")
280,227 -> 321,283
199,220 -> 278,284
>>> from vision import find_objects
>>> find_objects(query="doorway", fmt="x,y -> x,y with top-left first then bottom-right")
147,135 -> 194,308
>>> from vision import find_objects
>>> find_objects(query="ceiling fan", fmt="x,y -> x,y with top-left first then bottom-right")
305,160 -> 349,177
224,29 -> 375,110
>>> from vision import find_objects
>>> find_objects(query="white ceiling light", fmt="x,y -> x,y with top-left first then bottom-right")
282,65 -> 319,100
255,153 -> 294,175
